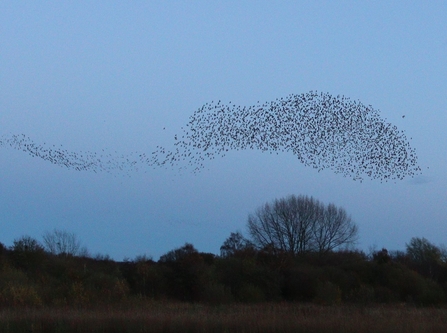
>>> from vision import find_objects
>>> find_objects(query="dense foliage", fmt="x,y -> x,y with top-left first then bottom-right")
1,235 -> 447,308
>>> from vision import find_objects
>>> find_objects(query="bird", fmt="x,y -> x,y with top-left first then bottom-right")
0,91 -> 421,182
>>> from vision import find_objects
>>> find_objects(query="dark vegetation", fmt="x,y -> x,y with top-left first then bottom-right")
2,304 -> 447,333
2,195 -> 447,331
2,233 -> 447,332
1,234 -> 447,308
1,194 -> 446,307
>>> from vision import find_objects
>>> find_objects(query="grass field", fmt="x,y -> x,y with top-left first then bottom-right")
1,302 -> 447,333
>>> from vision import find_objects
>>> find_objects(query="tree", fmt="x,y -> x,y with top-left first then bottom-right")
220,232 -> 254,257
312,203 -> 358,253
247,195 -> 358,255
373,248 -> 391,264
406,237 -> 441,264
158,243 -> 207,301
10,235 -> 46,271
159,243 -> 200,263
406,237 -> 443,279
42,229 -> 87,257
12,235 -> 44,253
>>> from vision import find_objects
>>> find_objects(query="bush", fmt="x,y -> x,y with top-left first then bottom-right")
200,283 -> 234,305
313,281 -> 342,305
0,267 -> 42,308
416,278 -> 445,305
69,281 -> 91,306
10,236 -> 46,273
347,284 -> 375,304
282,266 -> 319,301
0,285 -> 42,307
237,283 -> 265,303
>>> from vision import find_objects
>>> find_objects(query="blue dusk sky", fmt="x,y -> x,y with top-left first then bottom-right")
1,1 -> 446,260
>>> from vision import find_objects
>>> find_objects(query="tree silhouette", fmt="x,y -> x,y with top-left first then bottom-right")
248,195 -> 358,254
220,232 -> 254,257
42,229 -> 87,257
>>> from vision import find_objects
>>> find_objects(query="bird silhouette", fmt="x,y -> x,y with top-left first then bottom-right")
1,91 -> 421,182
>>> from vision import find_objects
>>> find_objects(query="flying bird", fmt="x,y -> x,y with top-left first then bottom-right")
154,91 -> 421,181
0,91 -> 421,182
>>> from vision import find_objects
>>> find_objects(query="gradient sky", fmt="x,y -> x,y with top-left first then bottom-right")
1,1 -> 446,260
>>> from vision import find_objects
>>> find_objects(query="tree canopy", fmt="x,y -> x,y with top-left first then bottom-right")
247,195 -> 358,254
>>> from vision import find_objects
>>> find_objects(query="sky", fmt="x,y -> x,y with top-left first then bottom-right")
1,1 -> 446,260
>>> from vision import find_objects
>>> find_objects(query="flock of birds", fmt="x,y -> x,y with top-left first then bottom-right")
0,133 -> 141,175
1,91 -> 421,182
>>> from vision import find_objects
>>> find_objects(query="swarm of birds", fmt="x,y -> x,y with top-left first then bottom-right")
1,91 -> 421,182
0,133 -> 141,174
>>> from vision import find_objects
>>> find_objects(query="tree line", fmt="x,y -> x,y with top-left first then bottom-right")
0,194 -> 446,307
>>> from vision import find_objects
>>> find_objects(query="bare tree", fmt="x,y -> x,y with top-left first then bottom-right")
406,237 -> 443,279
43,229 -> 87,257
248,195 -> 321,254
312,203 -> 358,253
220,231 -> 253,257
247,195 -> 358,255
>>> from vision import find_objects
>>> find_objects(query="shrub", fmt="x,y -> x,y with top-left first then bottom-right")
200,283 -> 234,305
0,285 -> 42,307
237,283 -> 265,303
69,281 -> 90,306
313,281 -> 342,305
10,235 -> 46,273
0,267 -> 42,308
346,284 -> 375,303
416,278 -> 445,305
282,266 -> 319,301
